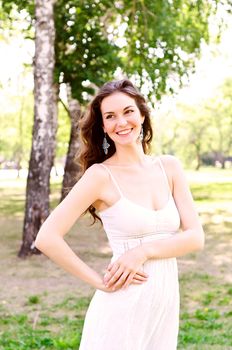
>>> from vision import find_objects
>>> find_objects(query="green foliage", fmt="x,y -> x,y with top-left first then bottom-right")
0,296 -> 88,350
53,0 -> 225,101
115,1 -> 212,98
157,77 -> 232,168
1,0 -> 34,19
1,0 -> 232,165
0,14 -> 34,167
179,272 -> 232,347
204,78 -> 232,158
0,95 -> 71,166
54,0 -> 121,102
0,325 -> 78,349
2,0 -> 229,102
0,93 -> 34,167
27,295 -> 40,305
191,182 -> 232,202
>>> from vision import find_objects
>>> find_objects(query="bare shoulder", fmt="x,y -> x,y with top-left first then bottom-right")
159,154 -> 183,174
66,163 -> 110,208
84,163 -> 109,181
158,155 -> 186,192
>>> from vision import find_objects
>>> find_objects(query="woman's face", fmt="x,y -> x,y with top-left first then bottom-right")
100,92 -> 144,147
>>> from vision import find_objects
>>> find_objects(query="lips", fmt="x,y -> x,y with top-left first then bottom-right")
116,128 -> 133,135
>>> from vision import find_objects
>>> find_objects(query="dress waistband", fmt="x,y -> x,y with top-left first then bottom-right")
108,231 -> 176,241
108,232 -> 176,257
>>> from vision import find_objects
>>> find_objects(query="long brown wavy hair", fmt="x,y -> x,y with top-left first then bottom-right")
78,79 -> 153,223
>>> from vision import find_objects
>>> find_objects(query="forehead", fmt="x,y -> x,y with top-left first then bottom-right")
100,92 -> 136,113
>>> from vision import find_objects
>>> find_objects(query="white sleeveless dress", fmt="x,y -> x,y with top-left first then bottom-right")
79,158 -> 180,350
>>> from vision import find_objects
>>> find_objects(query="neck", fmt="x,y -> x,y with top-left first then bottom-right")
111,144 -> 148,166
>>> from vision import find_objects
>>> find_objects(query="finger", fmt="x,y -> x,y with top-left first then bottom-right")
103,271 -> 111,284
106,267 -> 124,288
104,285 -> 117,293
121,270 -> 149,289
112,271 -> 129,290
104,263 -> 120,284
122,273 -> 134,290
107,262 -> 114,271
135,270 -> 149,278
131,280 -> 144,284
133,274 -> 148,282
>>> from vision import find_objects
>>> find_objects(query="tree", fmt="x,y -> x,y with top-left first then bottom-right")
0,9 -> 34,169
2,0 -> 232,256
54,0 -> 226,195
156,77 -> 232,169
60,85 -> 81,201
205,79 -> 232,167
18,0 -> 57,257
54,0 -> 122,196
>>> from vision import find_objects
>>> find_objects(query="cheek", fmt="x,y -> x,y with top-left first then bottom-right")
102,120 -> 112,133
132,115 -> 144,125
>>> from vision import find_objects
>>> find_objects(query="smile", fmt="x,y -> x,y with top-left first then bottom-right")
116,128 -> 133,135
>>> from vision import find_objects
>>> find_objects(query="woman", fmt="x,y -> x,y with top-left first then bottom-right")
35,79 -> 204,349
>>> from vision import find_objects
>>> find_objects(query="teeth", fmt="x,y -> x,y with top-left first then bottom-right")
117,129 -> 132,135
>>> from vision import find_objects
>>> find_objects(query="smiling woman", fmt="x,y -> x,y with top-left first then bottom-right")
35,79 -> 204,350
101,93 -> 144,146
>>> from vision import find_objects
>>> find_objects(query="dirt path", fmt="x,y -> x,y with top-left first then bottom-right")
1,198 -> 231,315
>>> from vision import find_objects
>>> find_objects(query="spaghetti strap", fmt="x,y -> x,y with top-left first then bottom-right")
99,163 -> 124,198
80,159 -> 180,350
157,157 -> 171,195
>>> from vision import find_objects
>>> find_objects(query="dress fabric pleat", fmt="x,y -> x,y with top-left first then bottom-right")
79,158 -> 180,350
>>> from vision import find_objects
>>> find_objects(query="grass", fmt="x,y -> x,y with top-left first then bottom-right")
190,182 -> 231,202
0,292 -> 91,349
0,167 -> 231,349
178,273 -> 232,348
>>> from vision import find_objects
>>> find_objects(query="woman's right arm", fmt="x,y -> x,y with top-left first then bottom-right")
34,164 -> 111,291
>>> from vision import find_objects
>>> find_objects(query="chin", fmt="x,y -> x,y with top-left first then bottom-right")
115,139 -> 139,147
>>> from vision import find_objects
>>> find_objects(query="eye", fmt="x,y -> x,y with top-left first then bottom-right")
125,109 -> 134,114
105,114 -> 114,119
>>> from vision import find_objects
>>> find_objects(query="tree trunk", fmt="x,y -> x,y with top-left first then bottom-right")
195,149 -> 201,171
18,0 -> 57,258
60,86 -> 81,201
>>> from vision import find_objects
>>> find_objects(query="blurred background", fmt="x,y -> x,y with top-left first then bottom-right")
0,1 -> 231,349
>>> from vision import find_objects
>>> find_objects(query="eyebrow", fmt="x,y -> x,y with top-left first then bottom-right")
103,105 -> 135,115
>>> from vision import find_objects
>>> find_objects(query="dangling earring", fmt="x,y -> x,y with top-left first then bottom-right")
139,125 -> 144,142
102,133 -> 110,155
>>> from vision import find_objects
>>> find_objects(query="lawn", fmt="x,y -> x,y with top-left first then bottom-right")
0,168 -> 231,350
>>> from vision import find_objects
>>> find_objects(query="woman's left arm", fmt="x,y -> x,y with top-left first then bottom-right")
142,155 -> 205,260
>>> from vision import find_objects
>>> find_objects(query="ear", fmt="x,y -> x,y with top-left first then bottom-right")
141,115 -> 145,124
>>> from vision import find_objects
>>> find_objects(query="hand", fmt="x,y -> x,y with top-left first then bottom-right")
93,272 -> 147,293
104,246 -> 148,290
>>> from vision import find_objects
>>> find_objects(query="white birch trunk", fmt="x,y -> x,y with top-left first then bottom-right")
19,0 -> 57,257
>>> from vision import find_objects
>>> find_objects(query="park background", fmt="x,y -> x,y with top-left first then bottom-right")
0,1 -> 232,349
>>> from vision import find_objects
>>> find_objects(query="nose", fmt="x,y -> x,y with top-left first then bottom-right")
117,115 -> 127,127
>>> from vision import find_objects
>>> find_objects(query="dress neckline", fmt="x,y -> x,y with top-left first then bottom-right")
99,156 -> 172,214
99,193 -> 174,215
